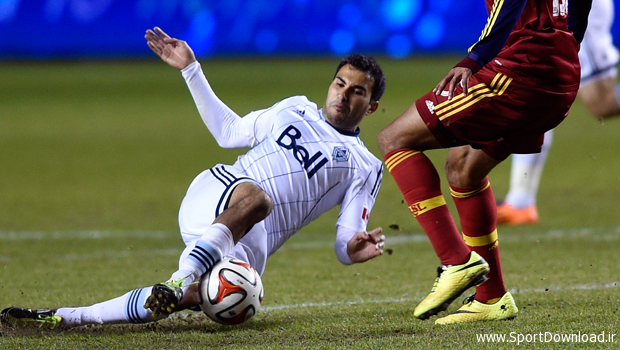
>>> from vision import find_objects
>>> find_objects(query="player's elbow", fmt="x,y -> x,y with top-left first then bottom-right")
337,253 -> 354,265
334,241 -> 354,265
214,138 -> 236,149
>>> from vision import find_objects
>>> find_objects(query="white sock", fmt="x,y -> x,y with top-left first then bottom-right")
505,130 -> 554,208
55,287 -> 166,326
169,223 -> 233,292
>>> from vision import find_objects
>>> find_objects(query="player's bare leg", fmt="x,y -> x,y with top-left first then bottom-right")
377,102 -> 444,153
379,105 -> 489,319
145,182 -> 273,317
213,182 -> 274,243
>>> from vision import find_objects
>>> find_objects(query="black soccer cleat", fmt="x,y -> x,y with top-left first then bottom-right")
0,307 -> 62,328
143,280 -> 185,318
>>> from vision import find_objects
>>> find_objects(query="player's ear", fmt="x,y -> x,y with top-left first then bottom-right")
366,101 -> 379,115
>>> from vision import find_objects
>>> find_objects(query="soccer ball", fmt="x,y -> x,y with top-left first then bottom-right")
199,258 -> 263,325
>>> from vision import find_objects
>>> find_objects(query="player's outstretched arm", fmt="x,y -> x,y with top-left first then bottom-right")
347,227 -> 385,263
145,27 -> 196,70
146,27 -> 256,149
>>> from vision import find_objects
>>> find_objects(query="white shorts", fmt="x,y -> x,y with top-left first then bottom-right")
177,164 -> 269,275
579,0 -> 619,84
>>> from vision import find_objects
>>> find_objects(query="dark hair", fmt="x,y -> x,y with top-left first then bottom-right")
334,54 -> 386,103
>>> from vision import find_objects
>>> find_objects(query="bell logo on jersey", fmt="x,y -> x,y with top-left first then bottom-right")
362,207 -> 370,221
332,146 -> 350,162
276,125 -> 328,179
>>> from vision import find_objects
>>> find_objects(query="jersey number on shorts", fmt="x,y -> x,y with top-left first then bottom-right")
276,125 -> 328,179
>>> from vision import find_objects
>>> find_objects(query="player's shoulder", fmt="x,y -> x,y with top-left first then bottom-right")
348,142 -> 383,171
349,151 -> 383,185
276,95 -> 318,110
363,151 -> 384,170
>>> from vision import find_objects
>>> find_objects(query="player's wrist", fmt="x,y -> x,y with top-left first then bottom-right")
181,60 -> 200,75
454,57 -> 481,74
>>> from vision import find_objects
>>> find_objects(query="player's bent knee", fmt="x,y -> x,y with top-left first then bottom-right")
445,149 -> 497,188
242,184 -> 274,221
229,182 -> 274,221
377,127 -> 399,156
252,191 -> 274,220
445,149 -> 477,187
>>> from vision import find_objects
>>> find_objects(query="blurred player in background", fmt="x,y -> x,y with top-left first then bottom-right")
1,27 -> 387,328
497,0 -> 619,225
378,0 -> 592,324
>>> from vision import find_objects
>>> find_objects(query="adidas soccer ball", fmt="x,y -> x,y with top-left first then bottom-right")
199,258 -> 264,325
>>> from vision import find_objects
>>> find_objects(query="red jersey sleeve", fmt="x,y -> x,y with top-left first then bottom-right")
462,0 -> 528,71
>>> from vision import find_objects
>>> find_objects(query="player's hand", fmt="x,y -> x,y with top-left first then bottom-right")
145,27 -> 196,70
432,66 -> 473,100
347,227 -> 385,263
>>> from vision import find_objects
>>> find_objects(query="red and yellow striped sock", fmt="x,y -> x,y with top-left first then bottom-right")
384,148 -> 470,266
450,177 -> 506,303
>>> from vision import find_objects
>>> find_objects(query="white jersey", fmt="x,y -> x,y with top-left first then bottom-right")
579,0 -> 619,84
232,96 -> 383,258
180,61 -> 383,268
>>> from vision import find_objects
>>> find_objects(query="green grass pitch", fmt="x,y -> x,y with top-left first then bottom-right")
1,57 -> 619,349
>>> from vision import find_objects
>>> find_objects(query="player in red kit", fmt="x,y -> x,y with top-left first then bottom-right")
378,0 -> 592,324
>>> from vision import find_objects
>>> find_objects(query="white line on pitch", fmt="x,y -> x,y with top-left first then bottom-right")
283,226 -> 620,250
1,226 -> 619,244
55,226 -> 620,260
0,227 -> 619,261
260,281 -> 620,312
0,230 -> 173,240
62,248 -> 180,260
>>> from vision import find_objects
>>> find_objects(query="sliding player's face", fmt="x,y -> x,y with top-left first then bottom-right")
323,64 -> 378,132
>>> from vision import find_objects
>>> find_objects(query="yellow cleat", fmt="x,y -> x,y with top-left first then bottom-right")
435,292 -> 518,324
414,251 -> 490,320
496,203 -> 538,225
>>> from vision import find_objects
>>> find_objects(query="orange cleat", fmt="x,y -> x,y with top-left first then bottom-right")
496,203 -> 539,225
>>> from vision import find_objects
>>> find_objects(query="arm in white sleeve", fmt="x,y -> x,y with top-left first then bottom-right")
335,226 -> 355,265
181,61 -> 258,148
334,162 -> 383,265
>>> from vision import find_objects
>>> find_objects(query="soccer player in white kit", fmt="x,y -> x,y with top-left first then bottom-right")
0,27 -> 387,328
497,0 -> 620,225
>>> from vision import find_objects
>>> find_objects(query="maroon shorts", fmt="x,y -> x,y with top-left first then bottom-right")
415,66 -> 579,161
